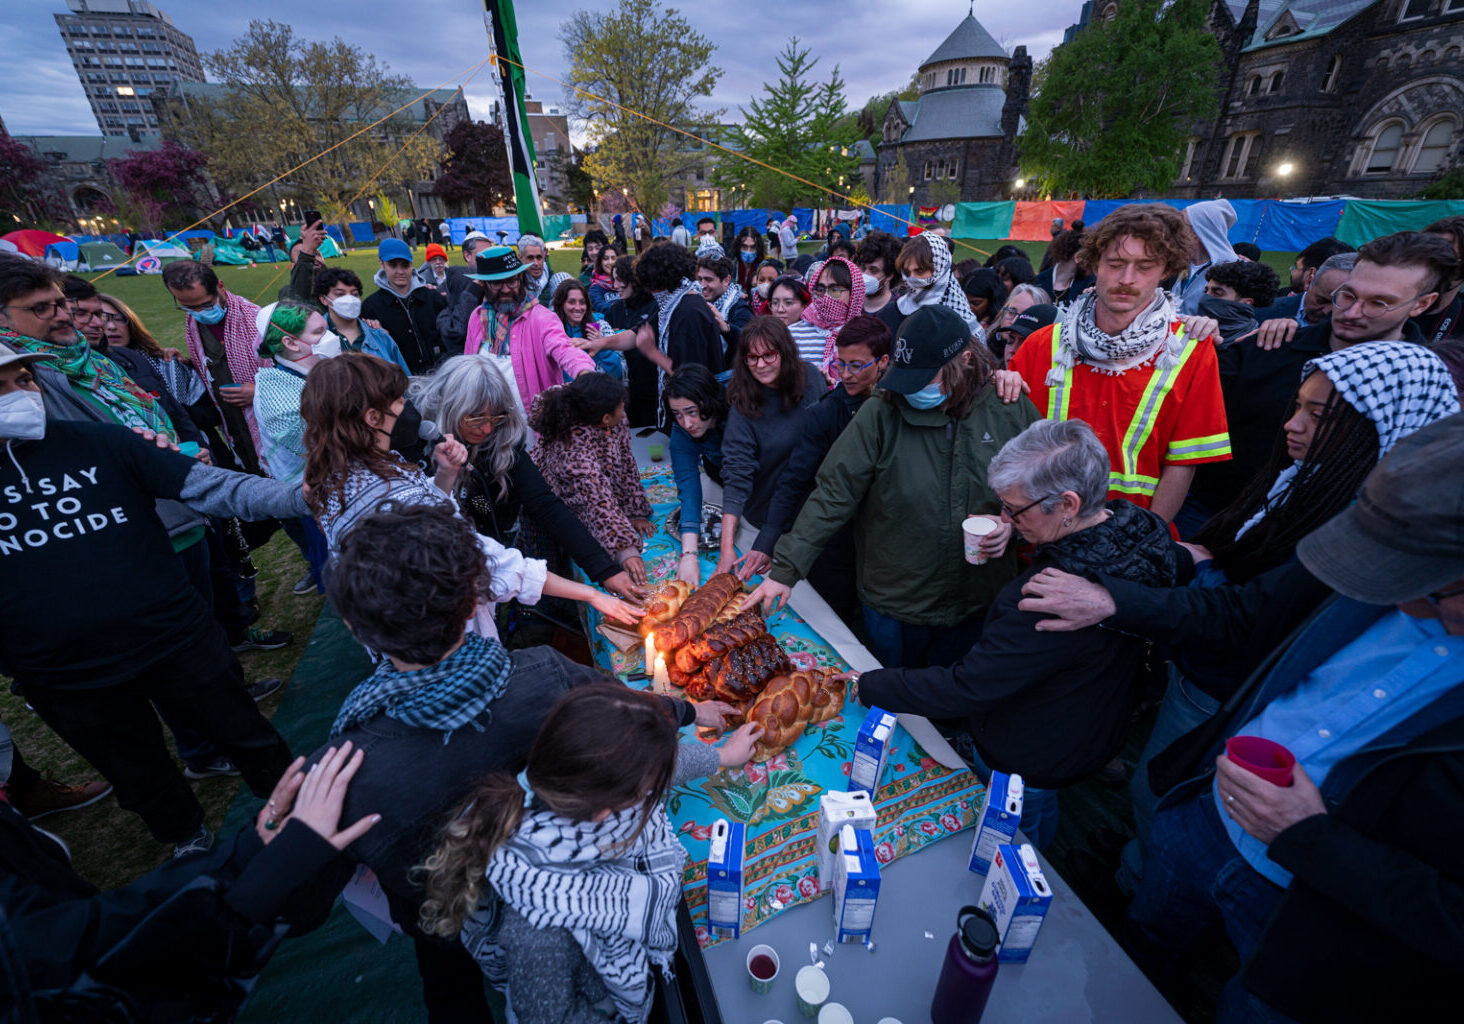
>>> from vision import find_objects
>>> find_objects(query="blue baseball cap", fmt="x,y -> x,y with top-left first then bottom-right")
378,238 -> 412,263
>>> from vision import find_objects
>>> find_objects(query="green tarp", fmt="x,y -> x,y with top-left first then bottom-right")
1335,199 -> 1464,247
541,214 -> 573,239
950,201 -> 1016,239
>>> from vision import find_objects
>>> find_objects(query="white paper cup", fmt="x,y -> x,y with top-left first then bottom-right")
818,1003 -> 854,1024
746,943 -> 780,994
876,1018 -> 906,1024
962,515 -> 999,565
795,965 -> 830,1016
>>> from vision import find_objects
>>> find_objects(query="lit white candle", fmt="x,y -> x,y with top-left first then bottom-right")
653,653 -> 670,692
644,634 -> 656,674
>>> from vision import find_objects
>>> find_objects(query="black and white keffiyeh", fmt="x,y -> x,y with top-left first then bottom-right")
1236,340 -> 1460,537
895,230 -> 983,338
462,800 -> 685,1022
1048,289 -> 1182,385
711,280 -> 744,318
1302,341 -> 1460,455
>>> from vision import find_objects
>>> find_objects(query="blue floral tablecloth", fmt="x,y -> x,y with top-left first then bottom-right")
583,463 -> 986,948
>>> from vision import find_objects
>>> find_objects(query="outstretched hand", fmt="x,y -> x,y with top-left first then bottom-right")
1017,568 -> 1115,631
718,722 -> 764,769
255,743 -> 380,850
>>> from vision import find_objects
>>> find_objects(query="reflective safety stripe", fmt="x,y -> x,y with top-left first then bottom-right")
1167,432 -> 1233,460
1109,474 -> 1160,496
1119,326 -> 1193,483
1046,324 -> 1072,421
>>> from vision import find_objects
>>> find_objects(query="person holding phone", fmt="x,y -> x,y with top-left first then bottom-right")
279,214 -> 329,305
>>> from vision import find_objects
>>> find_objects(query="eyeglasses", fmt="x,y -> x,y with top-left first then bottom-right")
999,494 -> 1054,520
832,357 -> 878,376
812,284 -> 851,298
5,299 -> 68,320
70,306 -> 106,322
1329,285 -> 1428,319
1426,582 -> 1464,609
461,411 -> 507,429
172,297 -> 219,313
768,298 -> 800,310
744,350 -> 779,366
99,313 -> 127,325
996,306 -> 1022,325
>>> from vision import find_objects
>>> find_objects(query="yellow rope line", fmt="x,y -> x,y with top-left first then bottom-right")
91,56 -> 495,285
493,53 -> 991,258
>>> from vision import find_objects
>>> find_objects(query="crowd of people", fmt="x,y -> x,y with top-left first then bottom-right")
0,203 -> 1461,1023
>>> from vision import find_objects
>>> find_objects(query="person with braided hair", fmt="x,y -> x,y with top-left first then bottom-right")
1110,340 -> 1459,896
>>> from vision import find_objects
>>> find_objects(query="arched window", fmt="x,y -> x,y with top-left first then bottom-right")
1247,75 -> 1262,96
1366,123 -> 1405,173
1269,70 -> 1285,94
1413,118 -> 1457,173
1400,0 -> 1430,19
1321,54 -> 1342,92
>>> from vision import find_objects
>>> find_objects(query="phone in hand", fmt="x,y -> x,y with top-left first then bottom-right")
303,210 -> 322,229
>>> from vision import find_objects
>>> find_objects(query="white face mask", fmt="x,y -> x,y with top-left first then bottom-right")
312,333 -> 341,359
328,294 -> 363,320
0,389 -> 46,441
861,272 -> 881,294
905,275 -> 933,290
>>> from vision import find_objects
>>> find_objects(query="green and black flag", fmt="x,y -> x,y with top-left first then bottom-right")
482,0 -> 543,236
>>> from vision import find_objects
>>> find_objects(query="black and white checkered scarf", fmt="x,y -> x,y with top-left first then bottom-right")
1048,289 -> 1181,385
463,800 -> 685,1022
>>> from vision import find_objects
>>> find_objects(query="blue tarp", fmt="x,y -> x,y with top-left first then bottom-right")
446,216 -> 522,246
44,241 -> 80,263
1078,198 -> 1350,252
347,221 -> 375,243
868,204 -> 912,235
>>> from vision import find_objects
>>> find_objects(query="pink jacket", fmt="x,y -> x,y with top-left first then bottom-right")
465,302 -> 595,409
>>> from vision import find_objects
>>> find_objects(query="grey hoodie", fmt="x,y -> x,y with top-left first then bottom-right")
1180,199 -> 1239,315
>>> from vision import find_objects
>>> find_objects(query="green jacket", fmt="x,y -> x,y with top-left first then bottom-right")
769,389 -> 1040,627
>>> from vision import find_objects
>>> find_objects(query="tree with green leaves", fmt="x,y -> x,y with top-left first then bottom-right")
561,0 -> 721,217
715,39 -> 862,210
158,21 -> 443,219
1018,0 -> 1220,197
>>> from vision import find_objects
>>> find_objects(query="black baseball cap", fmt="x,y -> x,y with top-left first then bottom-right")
995,304 -> 1057,342
1297,412 -> 1464,604
880,305 -> 972,395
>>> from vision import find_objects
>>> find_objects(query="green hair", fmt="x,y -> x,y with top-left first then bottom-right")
262,302 -> 315,357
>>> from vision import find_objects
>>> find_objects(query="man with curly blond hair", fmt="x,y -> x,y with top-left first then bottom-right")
1010,203 -> 1231,523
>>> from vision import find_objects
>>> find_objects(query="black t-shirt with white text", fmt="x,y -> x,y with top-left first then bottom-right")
0,421 -> 211,689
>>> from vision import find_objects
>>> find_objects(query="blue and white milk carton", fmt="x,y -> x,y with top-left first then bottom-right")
705,818 -> 745,939
847,707 -> 897,796
832,824 -> 882,943
978,842 -> 1053,963
817,789 -> 877,891
967,770 -> 1024,876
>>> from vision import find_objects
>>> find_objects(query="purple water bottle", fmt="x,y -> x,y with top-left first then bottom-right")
930,904 -> 1000,1024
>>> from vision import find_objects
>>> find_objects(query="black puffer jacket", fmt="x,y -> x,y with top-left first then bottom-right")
860,500 -> 1179,787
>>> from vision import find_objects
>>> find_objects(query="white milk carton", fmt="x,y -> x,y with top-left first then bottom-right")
832,824 -> 882,944
817,790 -> 877,891
978,842 -> 1053,963
848,707 -> 897,796
705,818 -> 745,939
967,770 -> 1024,876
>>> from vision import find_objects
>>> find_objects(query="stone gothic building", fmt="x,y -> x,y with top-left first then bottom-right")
875,12 -> 1032,205
1077,1 -> 1463,198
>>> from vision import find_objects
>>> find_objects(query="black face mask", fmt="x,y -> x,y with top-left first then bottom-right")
1197,294 -> 1259,344
387,399 -> 427,464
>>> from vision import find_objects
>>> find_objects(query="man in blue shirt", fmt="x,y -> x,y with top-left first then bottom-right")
1022,413 -> 1464,1021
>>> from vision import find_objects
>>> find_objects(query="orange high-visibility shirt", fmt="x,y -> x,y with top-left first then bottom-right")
1010,322 -> 1231,508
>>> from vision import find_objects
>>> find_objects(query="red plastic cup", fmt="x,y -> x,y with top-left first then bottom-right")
1225,736 -> 1296,787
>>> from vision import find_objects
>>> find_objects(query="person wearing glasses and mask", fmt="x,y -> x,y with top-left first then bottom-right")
755,316 -> 891,626
749,306 -> 1038,669
830,418 -> 1184,851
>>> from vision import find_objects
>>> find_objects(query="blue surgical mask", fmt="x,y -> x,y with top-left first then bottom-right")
905,383 -> 946,409
188,302 -> 226,325
740,250 -> 757,264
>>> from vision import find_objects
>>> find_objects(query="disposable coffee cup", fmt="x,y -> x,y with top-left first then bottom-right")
795,965 -> 829,1016
1226,736 -> 1296,787
962,515 -> 998,565
818,1003 -> 854,1024
746,943 -> 780,994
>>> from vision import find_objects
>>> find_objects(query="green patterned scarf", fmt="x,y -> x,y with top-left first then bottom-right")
1,326 -> 175,438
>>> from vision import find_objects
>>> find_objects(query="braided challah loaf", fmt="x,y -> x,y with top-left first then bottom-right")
652,573 -> 743,651
637,580 -> 692,638
744,670 -> 846,762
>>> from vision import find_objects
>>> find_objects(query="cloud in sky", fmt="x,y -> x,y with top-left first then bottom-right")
1,0 -> 1075,137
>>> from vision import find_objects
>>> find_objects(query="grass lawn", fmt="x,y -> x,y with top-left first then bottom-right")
6,236 -> 1298,891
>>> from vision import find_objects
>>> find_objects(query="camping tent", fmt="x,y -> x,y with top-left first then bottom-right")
78,241 -> 129,270
2,229 -> 70,258
133,239 -> 193,262
210,241 -> 256,266
43,241 -> 81,270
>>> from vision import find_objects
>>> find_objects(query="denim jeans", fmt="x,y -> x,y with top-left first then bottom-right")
1128,790 -> 1286,1014
861,606 -> 983,670
1118,667 -> 1221,893
966,748 -> 1062,851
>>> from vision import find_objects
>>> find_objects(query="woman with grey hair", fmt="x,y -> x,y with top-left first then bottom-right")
410,356 -> 646,600
847,418 -> 1183,849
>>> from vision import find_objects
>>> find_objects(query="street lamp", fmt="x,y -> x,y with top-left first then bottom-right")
1014,178 -> 1026,189
1276,161 -> 1295,177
